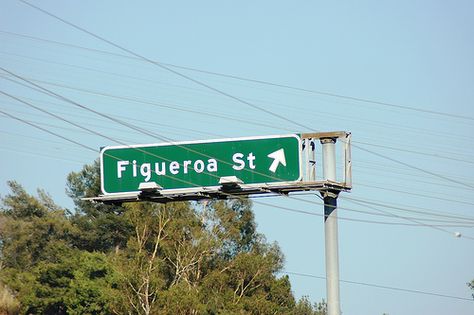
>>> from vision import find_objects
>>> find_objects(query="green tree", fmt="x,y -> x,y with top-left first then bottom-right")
111,200 -> 297,314
0,181 -> 122,314
67,162 -> 299,314
1,162 -> 326,314
66,160 -> 132,252
469,280 -> 474,299
0,181 -> 73,270
293,296 -> 326,315
19,249 -> 121,315
111,201 -> 171,314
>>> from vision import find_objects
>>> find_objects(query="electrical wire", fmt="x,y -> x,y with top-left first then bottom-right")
254,198 -> 474,229
3,48 -> 473,147
3,106 -> 471,229
354,140 -> 474,165
353,143 -> 474,189
4,97 -> 474,235
0,99 -> 218,141
354,161 -> 474,191
2,96 -> 469,194
3,69 -> 471,194
5,69 -> 474,234
0,113 -> 137,143
341,195 -> 474,222
2,104 -> 473,229
2,102 -> 468,230
5,0 -> 474,233
4,73 -> 474,231
2,28 -> 474,123
0,73 -> 296,133
2,59 -> 472,164
15,0 -> 310,132
1,73 -> 310,186
0,145 -> 87,165
282,271 -> 474,302
355,183 -> 474,207
3,82 -> 322,203
0,109 -> 97,152
345,198 -> 474,240
291,195 -> 474,224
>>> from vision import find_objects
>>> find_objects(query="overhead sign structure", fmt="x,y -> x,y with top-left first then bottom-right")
95,131 -> 351,315
100,134 -> 301,195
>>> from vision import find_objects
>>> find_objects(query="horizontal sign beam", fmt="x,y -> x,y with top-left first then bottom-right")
86,181 -> 350,204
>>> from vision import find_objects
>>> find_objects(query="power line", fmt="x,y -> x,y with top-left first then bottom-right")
0,106 -> 442,228
2,98 -> 469,230
4,72 -> 474,230
0,89 -> 150,150
8,1 -> 474,231
1,72 -> 310,186
342,195 -> 474,223
8,72 -> 471,165
0,113 -> 136,144
3,48 -> 474,149
0,97 -> 220,140
3,100 -> 472,231
0,69 -> 184,143
291,194 -> 474,224
4,95 -> 470,192
2,78 -> 316,195
0,107 -> 471,229
346,198 -> 474,240
15,0 -> 474,191
354,162 -> 474,191
282,271 -> 474,302
353,143 -> 474,189
253,198 -> 474,228
1,88 -> 243,190
16,0 -> 310,132
2,58 -> 473,168
0,145 -> 87,165
0,73 -> 296,133
1,105 -> 248,192
0,90 -> 242,189
3,73 -> 474,188
0,109 -> 97,152
5,67 -> 474,233
355,183 -> 474,207
354,140 -> 474,165
4,102 -> 470,224
3,74 -> 472,198
292,195 -> 474,234
2,28 -> 473,123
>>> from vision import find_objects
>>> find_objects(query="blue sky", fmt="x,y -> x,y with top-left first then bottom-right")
1,1 -> 473,314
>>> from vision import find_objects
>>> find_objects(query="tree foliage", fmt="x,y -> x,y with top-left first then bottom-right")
0,163 -> 326,314
19,249 -> 120,315
469,280 -> 474,299
66,160 -> 132,252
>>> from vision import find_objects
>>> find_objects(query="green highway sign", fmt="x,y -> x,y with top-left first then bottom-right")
100,134 -> 302,195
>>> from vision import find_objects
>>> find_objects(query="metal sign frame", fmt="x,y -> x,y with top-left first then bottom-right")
87,131 -> 351,204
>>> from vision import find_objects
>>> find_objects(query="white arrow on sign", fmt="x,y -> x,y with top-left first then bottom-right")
267,148 -> 287,173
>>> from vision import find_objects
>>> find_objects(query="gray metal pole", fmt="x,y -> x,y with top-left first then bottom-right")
320,138 -> 341,315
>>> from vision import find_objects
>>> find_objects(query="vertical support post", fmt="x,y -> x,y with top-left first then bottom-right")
320,137 -> 341,315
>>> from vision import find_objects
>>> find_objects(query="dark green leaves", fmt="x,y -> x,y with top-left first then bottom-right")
0,162 -> 326,314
